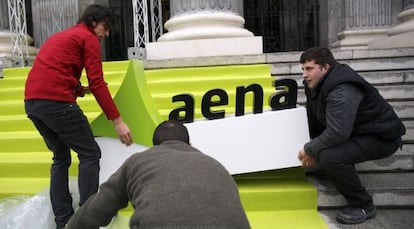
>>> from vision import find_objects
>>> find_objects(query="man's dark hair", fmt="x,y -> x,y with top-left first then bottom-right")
77,4 -> 114,31
152,120 -> 190,145
300,46 -> 335,66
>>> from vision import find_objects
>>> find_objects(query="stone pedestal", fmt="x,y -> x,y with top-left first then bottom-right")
0,2 -> 37,70
144,0 -> 262,60
332,0 -> 402,49
369,0 -> 414,49
0,30 -> 38,68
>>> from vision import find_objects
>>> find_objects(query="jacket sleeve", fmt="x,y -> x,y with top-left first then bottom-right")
304,84 -> 324,138
304,83 -> 363,157
83,34 -> 120,120
66,164 -> 130,229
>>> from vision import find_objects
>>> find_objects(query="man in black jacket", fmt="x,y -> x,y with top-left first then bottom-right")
297,47 -> 406,224
66,120 -> 250,229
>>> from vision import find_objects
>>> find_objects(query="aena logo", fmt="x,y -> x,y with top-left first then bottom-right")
169,78 -> 298,123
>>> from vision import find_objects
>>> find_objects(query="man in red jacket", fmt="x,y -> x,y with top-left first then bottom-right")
24,4 -> 133,229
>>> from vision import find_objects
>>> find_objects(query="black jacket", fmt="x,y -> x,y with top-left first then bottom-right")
304,62 -> 406,157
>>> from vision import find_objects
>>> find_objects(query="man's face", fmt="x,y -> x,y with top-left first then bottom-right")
301,60 -> 329,89
93,21 -> 110,39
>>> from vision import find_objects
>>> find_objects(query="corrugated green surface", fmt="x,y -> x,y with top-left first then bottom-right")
0,60 -> 327,228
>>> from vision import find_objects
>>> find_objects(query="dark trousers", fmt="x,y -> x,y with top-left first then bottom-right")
318,135 -> 399,208
25,100 -> 101,227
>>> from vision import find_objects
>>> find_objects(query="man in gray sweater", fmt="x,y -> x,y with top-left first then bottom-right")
66,120 -> 250,229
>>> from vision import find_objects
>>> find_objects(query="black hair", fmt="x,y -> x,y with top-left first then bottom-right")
77,4 -> 114,31
152,120 -> 190,145
300,46 -> 335,67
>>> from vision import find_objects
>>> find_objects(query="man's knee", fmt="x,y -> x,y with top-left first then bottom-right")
318,148 -> 343,169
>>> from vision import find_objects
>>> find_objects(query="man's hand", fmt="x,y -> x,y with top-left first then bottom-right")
113,117 -> 133,146
298,147 -> 316,168
82,86 -> 91,95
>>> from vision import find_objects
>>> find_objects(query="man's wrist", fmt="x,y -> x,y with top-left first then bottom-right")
112,116 -> 122,124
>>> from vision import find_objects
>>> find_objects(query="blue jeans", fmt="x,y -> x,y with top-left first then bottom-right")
25,100 -> 101,227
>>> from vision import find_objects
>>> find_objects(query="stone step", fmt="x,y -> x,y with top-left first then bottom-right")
401,121 -> 414,142
388,101 -> 414,120
356,144 -> 414,172
319,208 -> 414,229
266,48 -> 414,62
143,48 -> 414,70
294,84 -> 414,103
308,172 -> 414,209
269,55 -> 414,76
266,48 -> 414,73
274,70 -> 414,87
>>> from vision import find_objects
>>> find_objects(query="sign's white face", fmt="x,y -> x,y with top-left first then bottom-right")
95,62 -> 307,182
185,107 -> 309,175
97,106 -> 309,183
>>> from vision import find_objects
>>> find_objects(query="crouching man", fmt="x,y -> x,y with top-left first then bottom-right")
297,47 -> 406,224
66,120 -> 250,229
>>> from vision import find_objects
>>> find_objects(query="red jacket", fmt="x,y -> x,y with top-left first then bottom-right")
25,23 -> 120,120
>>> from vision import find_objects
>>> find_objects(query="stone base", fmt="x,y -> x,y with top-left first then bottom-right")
369,31 -> 414,49
144,36 -> 263,60
331,29 -> 388,50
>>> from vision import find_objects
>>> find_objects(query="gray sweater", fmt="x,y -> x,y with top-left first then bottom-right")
66,140 -> 250,229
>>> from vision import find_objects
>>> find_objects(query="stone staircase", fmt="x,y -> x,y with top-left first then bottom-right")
143,48 -> 414,227
266,48 -> 414,227
1,48 -> 413,228
0,61 -> 329,228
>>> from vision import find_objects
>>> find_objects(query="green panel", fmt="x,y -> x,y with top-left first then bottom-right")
145,64 -> 274,120
0,61 -> 326,228
247,210 -> 328,229
90,60 -> 162,146
0,178 -> 50,199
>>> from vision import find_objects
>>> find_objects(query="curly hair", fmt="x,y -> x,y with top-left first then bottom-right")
77,4 -> 114,31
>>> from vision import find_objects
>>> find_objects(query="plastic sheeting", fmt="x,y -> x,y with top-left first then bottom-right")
0,137 -> 147,229
0,179 -> 78,229
0,178 -> 130,229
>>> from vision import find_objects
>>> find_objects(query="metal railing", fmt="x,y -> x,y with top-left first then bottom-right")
7,0 -> 29,67
243,0 -> 319,52
130,0 -> 163,59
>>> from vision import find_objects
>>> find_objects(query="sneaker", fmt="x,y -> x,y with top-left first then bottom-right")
336,205 -> 377,224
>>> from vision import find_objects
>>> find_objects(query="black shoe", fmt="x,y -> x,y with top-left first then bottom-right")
56,223 -> 66,229
336,205 -> 377,224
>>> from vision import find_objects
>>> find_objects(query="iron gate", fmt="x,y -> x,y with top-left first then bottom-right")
243,0 -> 319,52
106,0 -> 320,60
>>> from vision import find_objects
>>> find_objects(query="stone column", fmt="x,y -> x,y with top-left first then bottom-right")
158,0 -> 251,41
369,0 -> 414,48
332,0 -> 402,49
144,0 -> 262,60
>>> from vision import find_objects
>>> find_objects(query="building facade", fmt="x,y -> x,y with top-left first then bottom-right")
0,0 -> 413,63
